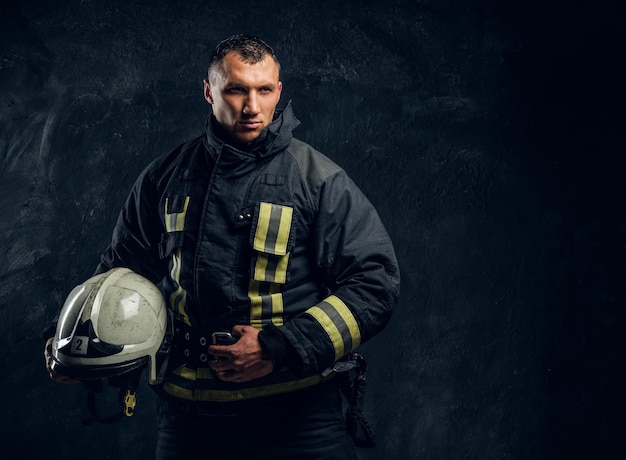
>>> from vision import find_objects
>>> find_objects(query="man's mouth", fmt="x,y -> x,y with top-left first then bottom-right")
240,121 -> 262,129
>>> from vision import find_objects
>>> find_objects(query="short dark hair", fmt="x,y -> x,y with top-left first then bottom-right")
208,34 -> 280,82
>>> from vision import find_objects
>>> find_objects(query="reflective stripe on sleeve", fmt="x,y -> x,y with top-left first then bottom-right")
305,295 -> 362,361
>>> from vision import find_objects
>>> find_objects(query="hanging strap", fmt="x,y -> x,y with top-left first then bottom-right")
334,352 -> 376,448
81,369 -> 143,425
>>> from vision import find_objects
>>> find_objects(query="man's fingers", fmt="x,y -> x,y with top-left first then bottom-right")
208,345 -> 233,363
44,337 -> 54,360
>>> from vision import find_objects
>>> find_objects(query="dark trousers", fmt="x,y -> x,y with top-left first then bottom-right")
155,380 -> 357,460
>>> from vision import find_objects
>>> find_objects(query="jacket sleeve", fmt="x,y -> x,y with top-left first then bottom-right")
263,170 -> 400,376
94,163 -> 167,284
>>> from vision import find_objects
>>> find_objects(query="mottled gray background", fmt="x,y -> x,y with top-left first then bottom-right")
0,0 -> 622,458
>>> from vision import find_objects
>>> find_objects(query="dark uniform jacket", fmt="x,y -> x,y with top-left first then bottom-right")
96,103 -> 400,403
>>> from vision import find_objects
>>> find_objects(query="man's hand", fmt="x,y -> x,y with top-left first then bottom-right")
44,337 -> 78,384
208,325 -> 273,383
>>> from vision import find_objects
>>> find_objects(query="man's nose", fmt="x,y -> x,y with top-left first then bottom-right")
243,92 -> 260,115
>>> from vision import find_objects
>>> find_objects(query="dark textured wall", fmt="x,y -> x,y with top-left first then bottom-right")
0,0 -> 621,459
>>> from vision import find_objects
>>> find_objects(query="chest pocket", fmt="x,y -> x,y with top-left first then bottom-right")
249,202 -> 296,284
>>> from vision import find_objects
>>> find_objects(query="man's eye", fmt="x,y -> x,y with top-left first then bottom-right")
227,88 -> 245,94
259,87 -> 272,93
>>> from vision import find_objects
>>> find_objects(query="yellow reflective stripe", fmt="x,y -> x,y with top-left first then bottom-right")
307,306 -> 345,360
168,249 -> 190,324
326,295 -> 361,349
249,280 -> 263,329
164,197 -> 191,325
171,365 -> 215,380
251,203 -> 292,284
253,253 -> 289,284
306,295 -> 361,361
275,206 -> 293,255
253,202 -> 273,252
274,253 -> 289,284
253,253 -> 269,281
248,281 -> 284,328
269,283 -> 283,326
164,197 -> 190,232
253,203 -> 293,255
195,374 -> 325,401
163,370 -> 331,402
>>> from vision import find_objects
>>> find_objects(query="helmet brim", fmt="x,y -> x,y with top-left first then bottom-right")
50,355 -> 148,381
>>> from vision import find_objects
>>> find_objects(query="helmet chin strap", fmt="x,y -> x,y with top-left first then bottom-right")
81,367 -> 143,425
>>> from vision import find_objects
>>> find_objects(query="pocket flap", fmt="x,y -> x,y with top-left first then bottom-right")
250,202 -> 295,256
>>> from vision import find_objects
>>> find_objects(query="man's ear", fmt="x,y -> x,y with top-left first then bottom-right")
203,79 -> 213,104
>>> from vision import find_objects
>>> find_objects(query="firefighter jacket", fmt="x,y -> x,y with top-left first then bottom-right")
96,103 -> 400,402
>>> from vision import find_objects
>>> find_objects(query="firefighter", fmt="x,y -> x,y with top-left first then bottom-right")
44,34 -> 400,459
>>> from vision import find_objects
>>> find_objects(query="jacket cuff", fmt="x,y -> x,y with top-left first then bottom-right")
258,324 -> 291,370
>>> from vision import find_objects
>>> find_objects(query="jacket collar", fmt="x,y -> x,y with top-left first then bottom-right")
204,101 -> 300,158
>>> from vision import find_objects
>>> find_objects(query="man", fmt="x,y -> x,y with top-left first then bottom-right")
44,34 -> 400,459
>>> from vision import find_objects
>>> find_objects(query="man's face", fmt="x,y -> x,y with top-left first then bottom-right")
204,52 -> 282,145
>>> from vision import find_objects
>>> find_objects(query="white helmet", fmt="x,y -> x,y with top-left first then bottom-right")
51,267 -> 172,421
52,266 -> 171,384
